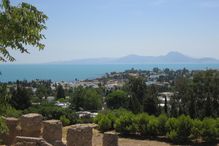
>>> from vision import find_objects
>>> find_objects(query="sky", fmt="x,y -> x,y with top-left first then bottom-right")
9,0 -> 219,63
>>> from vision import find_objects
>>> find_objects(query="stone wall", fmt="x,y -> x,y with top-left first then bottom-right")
20,113 -> 43,137
15,136 -> 52,146
42,120 -> 63,145
67,125 -> 93,146
0,113 -> 119,146
103,132 -> 118,146
0,117 -> 21,145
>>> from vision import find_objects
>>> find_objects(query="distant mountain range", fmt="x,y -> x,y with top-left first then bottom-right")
51,52 -> 219,64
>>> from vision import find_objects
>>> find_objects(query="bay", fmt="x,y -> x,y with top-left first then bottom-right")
0,64 -> 219,82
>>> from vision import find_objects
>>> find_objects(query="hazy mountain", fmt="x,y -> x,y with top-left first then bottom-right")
50,52 -> 219,64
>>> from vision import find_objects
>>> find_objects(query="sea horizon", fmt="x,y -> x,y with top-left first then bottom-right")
1,64 -> 219,82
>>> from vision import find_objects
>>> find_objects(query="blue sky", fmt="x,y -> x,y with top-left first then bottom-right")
10,0 -> 219,63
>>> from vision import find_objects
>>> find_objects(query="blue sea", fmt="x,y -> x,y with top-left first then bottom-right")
1,64 -> 219,82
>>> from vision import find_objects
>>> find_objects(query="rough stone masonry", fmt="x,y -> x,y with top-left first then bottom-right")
20,113 -> 43,137
67,125 -> 93,146
42,120 -> 63,145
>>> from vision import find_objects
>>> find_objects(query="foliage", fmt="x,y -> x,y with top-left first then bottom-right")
0,117 -> 8,135
191,119 -> 203,139
173,70 -> 219,118
95,110 -> 219,142
144,85 -> 159,115
0,0 -> 48,62
165,117 -> 178,133
97,116 -> 112,132
135,113 -> 150,135
146,116 -> 159,136
36,84 -> 52,99
115,111 -> 136,134
157,114 -> 168,135
201,118 -> 218,142
167,130 -> 178,142
24,103 -> 77,124
176,115 -> 193,141
125,77 -> 146,113
59,115 -> 70,126
10,85 -> 32,110
70,86 -> 102,111
105,90 -> 129,109
56,84 -> 65,99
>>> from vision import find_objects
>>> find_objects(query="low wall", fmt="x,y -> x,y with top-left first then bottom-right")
0,113 -> 119,146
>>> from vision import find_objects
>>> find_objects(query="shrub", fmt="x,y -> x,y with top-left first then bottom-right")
147,116 -> 159,136
201,118 -> 217,142
115,112 -> 136,135
157,114 -> 168,135
165,117 -> 179,141
167,130 -> 178,142
60,115 -> 70,126
0,117 -> 8,135
98,116 -> 112,132
24,103 -> 78,124
191,119 -> 202,139
94,113 -> 105,124
177,115 -> 193,141
165,117 -> 178,132
166,115 -> 193,142
216,118 -> 219,137
135,113 -> 150,135
95,109 -> 130,132
5,107 -> 22,118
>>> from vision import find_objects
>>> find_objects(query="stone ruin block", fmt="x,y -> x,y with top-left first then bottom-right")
103,132 -> 118,146
0,117 -> 21,145
42,120 -> 63,145
19,113 -> 43,137
67,125 -> 93,146
15,136 -> 52,146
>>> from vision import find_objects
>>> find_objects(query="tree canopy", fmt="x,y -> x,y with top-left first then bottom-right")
0,0 -> 47,61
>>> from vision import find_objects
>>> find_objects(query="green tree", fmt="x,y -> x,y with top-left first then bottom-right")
126,77 -> 147,113
144,85 -> 159,115
70,86 -> 102,111
105,90 -> 129,109
0,0 -> 47,61
0,84 -> 10,114
56,84 -> 65,99
10,85 -> 31,110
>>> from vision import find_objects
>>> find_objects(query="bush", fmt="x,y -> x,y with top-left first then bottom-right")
157,114 -> 168,135
201,118 -> 217,142
98,116 -> 112,132
177,115 -> 193,141
4,106 -> 22,118
216,118 -> 219,137
24,103 -> 78,124
165,117 -> 178,132
77,116 -> 94,124
135,113 -> 150,135
191,119 -> 202,139
115,112 -> 136,135
165,117 -> 179,141
95,110 -> 219,143
147,116 -> 159,136
60,115 -> 70,126
166,115 -> 193,142
167,130 -> 178,142
0,117 -> 8,135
